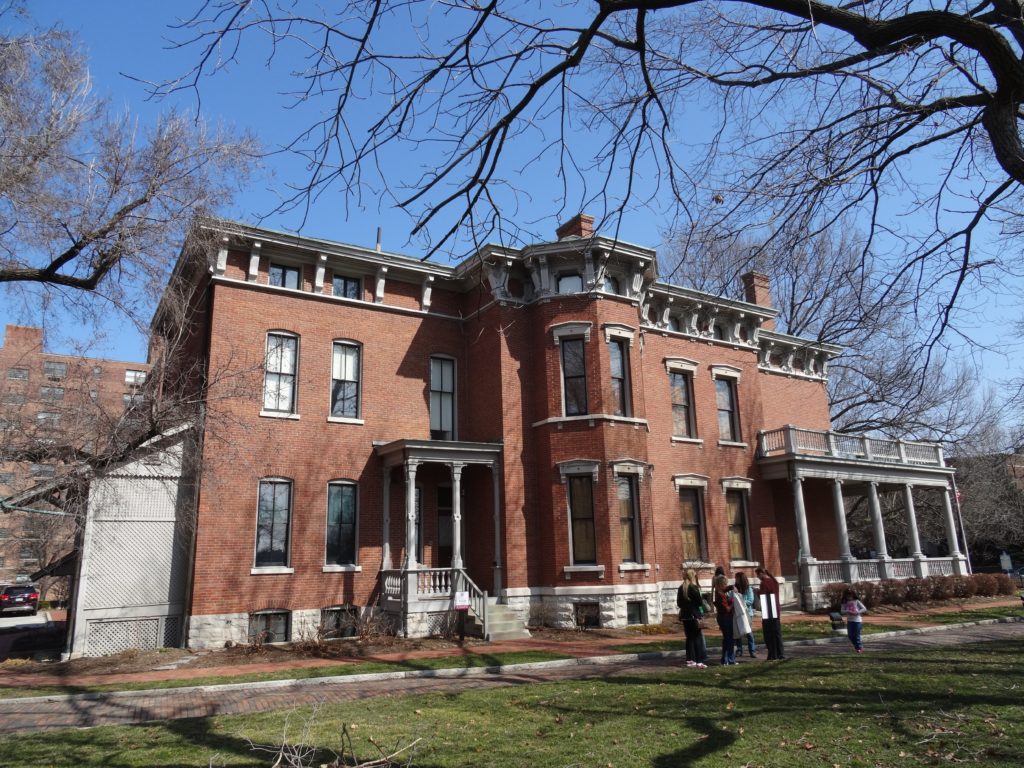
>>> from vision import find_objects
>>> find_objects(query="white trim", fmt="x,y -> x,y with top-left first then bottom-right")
259,411 -> 301,420
557,459 -> 600,482
710,364 -> 743,381
610,459 -> 647,482
670,436 -> 704,445
429,354 -> 458,440
717,440 -> 749,449
721,476 -> 754,491
618,562 -> 651,573
601,323 -> 636,346
250,566 -> 294,575
322,564 -> 362,573
729,560 -> 761,568
672,473 -> 709,489
550,321 -> 593,344
563,565 -> 605,577
663,356 -> 699,373
253,477 -> 294,571
326,416 -> 365,425
330,339 -> 363,421
532,414 -> 648,428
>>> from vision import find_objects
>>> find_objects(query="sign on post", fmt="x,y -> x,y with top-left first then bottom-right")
454,591 -> 470,611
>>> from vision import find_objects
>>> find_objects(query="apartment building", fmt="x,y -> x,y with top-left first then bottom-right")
0,325 -> 149,595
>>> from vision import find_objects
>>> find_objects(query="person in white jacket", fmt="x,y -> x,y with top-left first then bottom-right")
732,573 -> 756,657
840,588 -> 868,652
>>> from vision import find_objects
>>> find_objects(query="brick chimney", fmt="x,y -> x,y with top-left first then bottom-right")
2,324 -> 44,355
741,272 -> 775,331
555,213 -> 594,240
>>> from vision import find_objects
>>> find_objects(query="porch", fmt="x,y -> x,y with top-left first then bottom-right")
758,426 -> 967,607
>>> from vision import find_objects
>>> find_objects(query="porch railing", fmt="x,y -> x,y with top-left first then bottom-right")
758,426 -> 944,467
807,556 -> 964,584
378,567 -> 488,638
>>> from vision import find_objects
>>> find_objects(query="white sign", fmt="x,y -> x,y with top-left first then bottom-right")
454,591 -> 471,610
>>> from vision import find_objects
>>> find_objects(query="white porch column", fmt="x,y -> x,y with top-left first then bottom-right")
940,486 -> 965,574
451,462 -> 464,569
791,475 -> 813,563
831,479 -> 852,560
492,461 -> 503,595
404,461 -> 419,569
381,465 -> 392,569
866,482 -> 889,559
902,483 -> 927,577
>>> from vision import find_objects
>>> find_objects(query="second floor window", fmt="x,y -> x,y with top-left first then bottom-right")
608,339 -> 631,416
429,357 -> 455,440
43,361 -> 66,380
125,370 -> 147,387
264,333 -> 298,413
561,338 -> 588,416
256,479 -> 291,567
331,342 -> 361,418
36,412 -> 60,429
670,372 -> 695,438
7,367 -> 28,380
40,386 -> 64,402
715,377 -> 741,442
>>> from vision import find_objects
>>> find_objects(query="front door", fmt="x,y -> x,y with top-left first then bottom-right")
437,486 -> 453,567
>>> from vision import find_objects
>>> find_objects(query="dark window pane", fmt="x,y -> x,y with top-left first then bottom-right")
670,372 -> 693,438
561,339 -> 588,416
727,490 -> 749,560
716,379 -> 738,441
608,340 -> 629,416
270,264 -> 300,289
618,476 -> 639,562
256,481 -> 290,567
569,476 -> 596,564
679,488 -> 703,561
327,484 -> 357,565
332,275 -> 360,299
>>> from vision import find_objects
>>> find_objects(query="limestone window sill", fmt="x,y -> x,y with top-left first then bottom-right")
671,437 -> 703,445
717,440 -> 749,449
250,566 -> 294,575
259,411 -> 301,420
326,416 -> 365,425
618,562 -> 651,573
322,564 -> 362,573
563,565 -> 605,579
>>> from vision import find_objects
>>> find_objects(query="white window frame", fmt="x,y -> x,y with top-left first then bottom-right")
722,477 -> 755,565
665,358 -> 700,443
429,355 -> 457,440
711,365 -> 744,445
262,331 -> 300,418
329,340 -> 363,423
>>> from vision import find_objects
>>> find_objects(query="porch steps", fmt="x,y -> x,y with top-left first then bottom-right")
482,603 -> 531,642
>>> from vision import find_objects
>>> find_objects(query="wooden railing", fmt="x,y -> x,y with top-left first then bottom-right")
758,426 -> 944,467
378,567 -> 488,638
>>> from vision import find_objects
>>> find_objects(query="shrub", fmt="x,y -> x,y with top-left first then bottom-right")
903,577 -> 930,604
949,574 -> 977,599
927,575 -> 954,601
878,578 -> 908,606
994,573 -> 1016,596
822,582 -> 848,610
853,581 -> 880,608
972,573 -> 998,597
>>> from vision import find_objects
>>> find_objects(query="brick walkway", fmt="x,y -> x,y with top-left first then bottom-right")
0,620 -> 1020,735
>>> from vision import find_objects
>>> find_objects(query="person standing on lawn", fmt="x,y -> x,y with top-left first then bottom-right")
840,588 -> 868,653
714,575 -> 737,665
733,572 -> 757,657
756,566 -> 785,660
676,569 -> 708,668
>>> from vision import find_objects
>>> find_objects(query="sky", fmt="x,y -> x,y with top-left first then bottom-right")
1,1 -> 1021,408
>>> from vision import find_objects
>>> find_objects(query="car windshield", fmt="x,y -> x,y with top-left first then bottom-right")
3,587 -> 36,596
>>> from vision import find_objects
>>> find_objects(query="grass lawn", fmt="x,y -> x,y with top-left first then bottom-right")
0,650 -> 569,700
901,606 -> 1024,624
1,639 -> 1021,767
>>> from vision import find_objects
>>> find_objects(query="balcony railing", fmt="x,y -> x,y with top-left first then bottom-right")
759,426 -> 944,467
806,556 -> 964,584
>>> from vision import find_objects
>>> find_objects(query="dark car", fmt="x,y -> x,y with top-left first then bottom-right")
0,585 -> 40,616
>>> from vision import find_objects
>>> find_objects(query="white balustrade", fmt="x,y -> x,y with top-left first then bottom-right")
889,559 -> 914,579
757,426 -> 943,467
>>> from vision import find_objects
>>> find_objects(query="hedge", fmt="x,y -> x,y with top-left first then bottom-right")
821,572 -> 1019,610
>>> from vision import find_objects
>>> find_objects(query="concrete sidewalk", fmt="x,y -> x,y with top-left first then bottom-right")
0,619 -> 1020,736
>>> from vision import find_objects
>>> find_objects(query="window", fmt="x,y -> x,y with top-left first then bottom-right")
124,370 -> 147,387
19,546 -> 35,562
2,393 -> 25,406
43,361 -> 66,380
322,605 -> 358,638
617,476 -> 641,563
557,272 -> 583,293
248,610 -> 290,643
255,479 -> 292,567
264,333 -> 298,413
0,473 -> 14,485
679,488 -> 705,562
0,528 -> 8,538
561,338 -> 588,416
326,482 -> 358,566
667,316 -> 680,332
437,486 -> 454,567
712,323 -> 727,340
40,386 -> 64,402
7,367 -> 28,380
574,602 -> 600,628
269,263 -> 301,289
727,489 -> 750,561
602,274 -> 620,294
92,365 -> 103,378
568,475 -> 596,564
331,342 -> 361,418
15,573 -> 29,583
89,390 -> 99,401
332,274 -> 361,299
123,392 -> 145,409
626,601 -> 647,625
670,371 -> 695,438
715,377 -> 741,441
0,557 -> 4,568
608,338 -> 631,416
36,412 -> 60,429
29,464 -> 54,477
429,356 -> 455,440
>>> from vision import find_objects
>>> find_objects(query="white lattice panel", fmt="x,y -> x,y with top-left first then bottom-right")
87,619 -> 159,656
91,477 -> 182,521
84,520 -> 186,608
